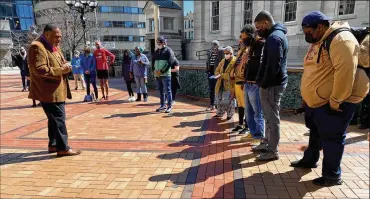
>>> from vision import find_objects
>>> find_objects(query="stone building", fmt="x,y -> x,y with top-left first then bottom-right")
143,0 -> 183,59
188,0 -> 369,64
184,11 -> 194,40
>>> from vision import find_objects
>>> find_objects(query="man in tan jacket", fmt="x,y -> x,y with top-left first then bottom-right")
291,11 -> 369,186
28,24 -> 81,156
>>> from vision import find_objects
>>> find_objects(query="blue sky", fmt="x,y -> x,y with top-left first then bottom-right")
183,0 -> 194,16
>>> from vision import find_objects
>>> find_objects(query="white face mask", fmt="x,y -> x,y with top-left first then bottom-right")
225,54 -> 231,59
157,45 -> 163,49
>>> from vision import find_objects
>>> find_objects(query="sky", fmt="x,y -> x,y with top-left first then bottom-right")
183,0 -> 194,16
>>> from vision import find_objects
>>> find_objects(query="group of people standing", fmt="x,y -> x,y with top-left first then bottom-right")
206,10 -> 369,187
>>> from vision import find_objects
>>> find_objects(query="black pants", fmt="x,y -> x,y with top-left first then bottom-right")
84,74 -> 98,99
171,76 -> 180,101
41,102 -> 70,151
360,95 -> 369,127
126,80 -> 134,97
21,76 -> 30,89
208,73 -> 217,106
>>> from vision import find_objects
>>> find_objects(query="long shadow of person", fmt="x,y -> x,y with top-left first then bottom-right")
210,169 -> 322,199
103,111 -> 156,119
0,151 -> 58,166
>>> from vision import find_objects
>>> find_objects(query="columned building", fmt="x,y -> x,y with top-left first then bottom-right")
184,11 -> 194,40
189,0 -> 369,63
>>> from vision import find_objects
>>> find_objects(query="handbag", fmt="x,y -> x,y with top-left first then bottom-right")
220,74 -> 231,105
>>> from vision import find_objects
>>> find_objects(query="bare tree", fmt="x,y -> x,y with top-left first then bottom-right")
38,6 -> 102,60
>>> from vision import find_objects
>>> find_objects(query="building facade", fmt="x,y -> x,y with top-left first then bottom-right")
33,0 -> 146,65
143,0 -> 183,59
0,0 -> 35,64
184,11 -> 194,40
189,0 -> 369,63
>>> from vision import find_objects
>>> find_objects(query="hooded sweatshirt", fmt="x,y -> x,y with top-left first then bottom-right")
256,23 -> 288,89
301,21 -> 369,109
152,46 -> 174,77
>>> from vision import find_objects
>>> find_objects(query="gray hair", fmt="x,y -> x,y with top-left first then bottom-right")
212,40 -> 220,46
223,46 -> 233,54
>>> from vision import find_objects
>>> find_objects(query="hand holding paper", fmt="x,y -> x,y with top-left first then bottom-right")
209,74 -> 221,79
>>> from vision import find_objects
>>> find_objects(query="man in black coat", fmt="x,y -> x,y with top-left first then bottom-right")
12,47 -> 29,91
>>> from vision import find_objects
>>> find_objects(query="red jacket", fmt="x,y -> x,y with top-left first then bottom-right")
93,48 -> 115,70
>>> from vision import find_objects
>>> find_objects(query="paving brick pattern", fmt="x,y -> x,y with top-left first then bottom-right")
1,75 -> 369,198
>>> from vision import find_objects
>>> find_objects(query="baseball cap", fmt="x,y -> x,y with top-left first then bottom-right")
301,11 -> 330,28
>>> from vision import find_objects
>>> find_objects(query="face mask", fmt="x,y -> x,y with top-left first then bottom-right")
84,51 -> 90,54
256,29 -> 269,38
157,45 -> 163,49
225,54 -> 231,59
20,51 -> 25,55
243,38 -> 252,46
96,45 -> 100,49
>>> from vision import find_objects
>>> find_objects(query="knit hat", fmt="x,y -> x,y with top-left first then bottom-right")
212,40 -> 220,46
223,46 -> 233,54
135,46 -> 144,53
302,11 -> 330,28
157,36 -> 167,44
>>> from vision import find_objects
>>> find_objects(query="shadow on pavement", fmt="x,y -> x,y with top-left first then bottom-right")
0,151 -> 58,166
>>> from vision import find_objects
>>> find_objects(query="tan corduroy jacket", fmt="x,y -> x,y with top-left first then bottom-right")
214,56 -> 237,95
28,38 -> 72,103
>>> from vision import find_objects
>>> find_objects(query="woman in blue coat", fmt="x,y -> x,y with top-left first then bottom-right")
71,51 -> 85,90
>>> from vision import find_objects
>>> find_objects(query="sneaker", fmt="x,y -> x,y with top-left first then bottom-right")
156,106 -> 166,112
256,151 -> 279,161
313,177 -> 343,187
143,97 -> 148,102
238,127 -> 250,135
251,142 -> 268,152
240,133 -> 253,141
232,125 -> 243,132
165,107 -> 172,113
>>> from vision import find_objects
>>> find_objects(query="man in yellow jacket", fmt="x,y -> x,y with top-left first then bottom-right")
291,11 -> 369,186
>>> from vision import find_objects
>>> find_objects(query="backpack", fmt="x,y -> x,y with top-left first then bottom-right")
317,27 -> 370,63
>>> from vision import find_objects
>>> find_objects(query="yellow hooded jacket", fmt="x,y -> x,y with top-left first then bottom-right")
301,21 -> 369,110
215,56 -> 237,95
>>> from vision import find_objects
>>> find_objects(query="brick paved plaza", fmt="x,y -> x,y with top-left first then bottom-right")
0,74 -> 369,199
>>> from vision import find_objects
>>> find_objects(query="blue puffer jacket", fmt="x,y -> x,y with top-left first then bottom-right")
256,23 -> 288,89
80,53 -> 96,75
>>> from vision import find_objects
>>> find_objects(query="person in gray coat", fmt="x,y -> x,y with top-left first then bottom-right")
206,40 -> 224,111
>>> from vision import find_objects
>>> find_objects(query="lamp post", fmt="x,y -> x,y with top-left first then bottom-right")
64,0 -> 98,45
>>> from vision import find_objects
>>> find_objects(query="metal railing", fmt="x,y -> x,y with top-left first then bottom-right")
195,44 -> 240,60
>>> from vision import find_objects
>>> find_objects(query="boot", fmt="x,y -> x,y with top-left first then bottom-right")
143,93 -> 148,102
136,93 -> 142,101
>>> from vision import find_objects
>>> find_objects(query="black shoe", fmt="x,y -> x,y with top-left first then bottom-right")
22,88 -> 26,92
214,115 -> 222,118
226,117 -> 232,120
232,125 -> 243,132
31,104 -> 37,108
313,177 -> 343,186
136,93 -> 142,102
290,160 -> 318,168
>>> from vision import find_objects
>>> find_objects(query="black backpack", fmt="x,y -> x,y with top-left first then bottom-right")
317,27 -> 369,63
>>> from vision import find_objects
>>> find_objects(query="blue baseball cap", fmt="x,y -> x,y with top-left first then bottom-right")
302,11 -> 330,28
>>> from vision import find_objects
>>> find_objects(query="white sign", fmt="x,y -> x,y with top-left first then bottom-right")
101,42 -> 115,49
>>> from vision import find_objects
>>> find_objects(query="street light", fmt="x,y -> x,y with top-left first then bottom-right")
64,0 -> 98,44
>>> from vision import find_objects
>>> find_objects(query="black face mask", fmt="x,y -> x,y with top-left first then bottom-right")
304,33 -> 318,43
20,52 -> 25,55
256,29 -> 269,38
243,38 -> 251,46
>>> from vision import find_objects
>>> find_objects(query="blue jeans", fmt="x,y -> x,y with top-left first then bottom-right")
303,102 -> 357,179
260,84 -> 287,152
244,83 -> 264,138
156,76 -> 172,107
134,76 -> 147,94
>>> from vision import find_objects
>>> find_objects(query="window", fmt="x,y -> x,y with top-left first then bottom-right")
123,7 -> 131,13
284,0 -> 297,22
124,21 -> 133,28
103,21 -> 112,27
211,1 -> 219,31
339,0 -> 355,15
137,22 -> 145,28
140,36 -> 145,42
243,0 -> 253,25
128,36 -> 133,41
100,6 -> 110,13
112,6 -> 123,13
131,7 -> 139,14
163,18 -> 174,30
149,18 -> 154,32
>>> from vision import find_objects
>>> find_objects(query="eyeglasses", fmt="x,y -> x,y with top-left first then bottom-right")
224,52 -> 231,55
